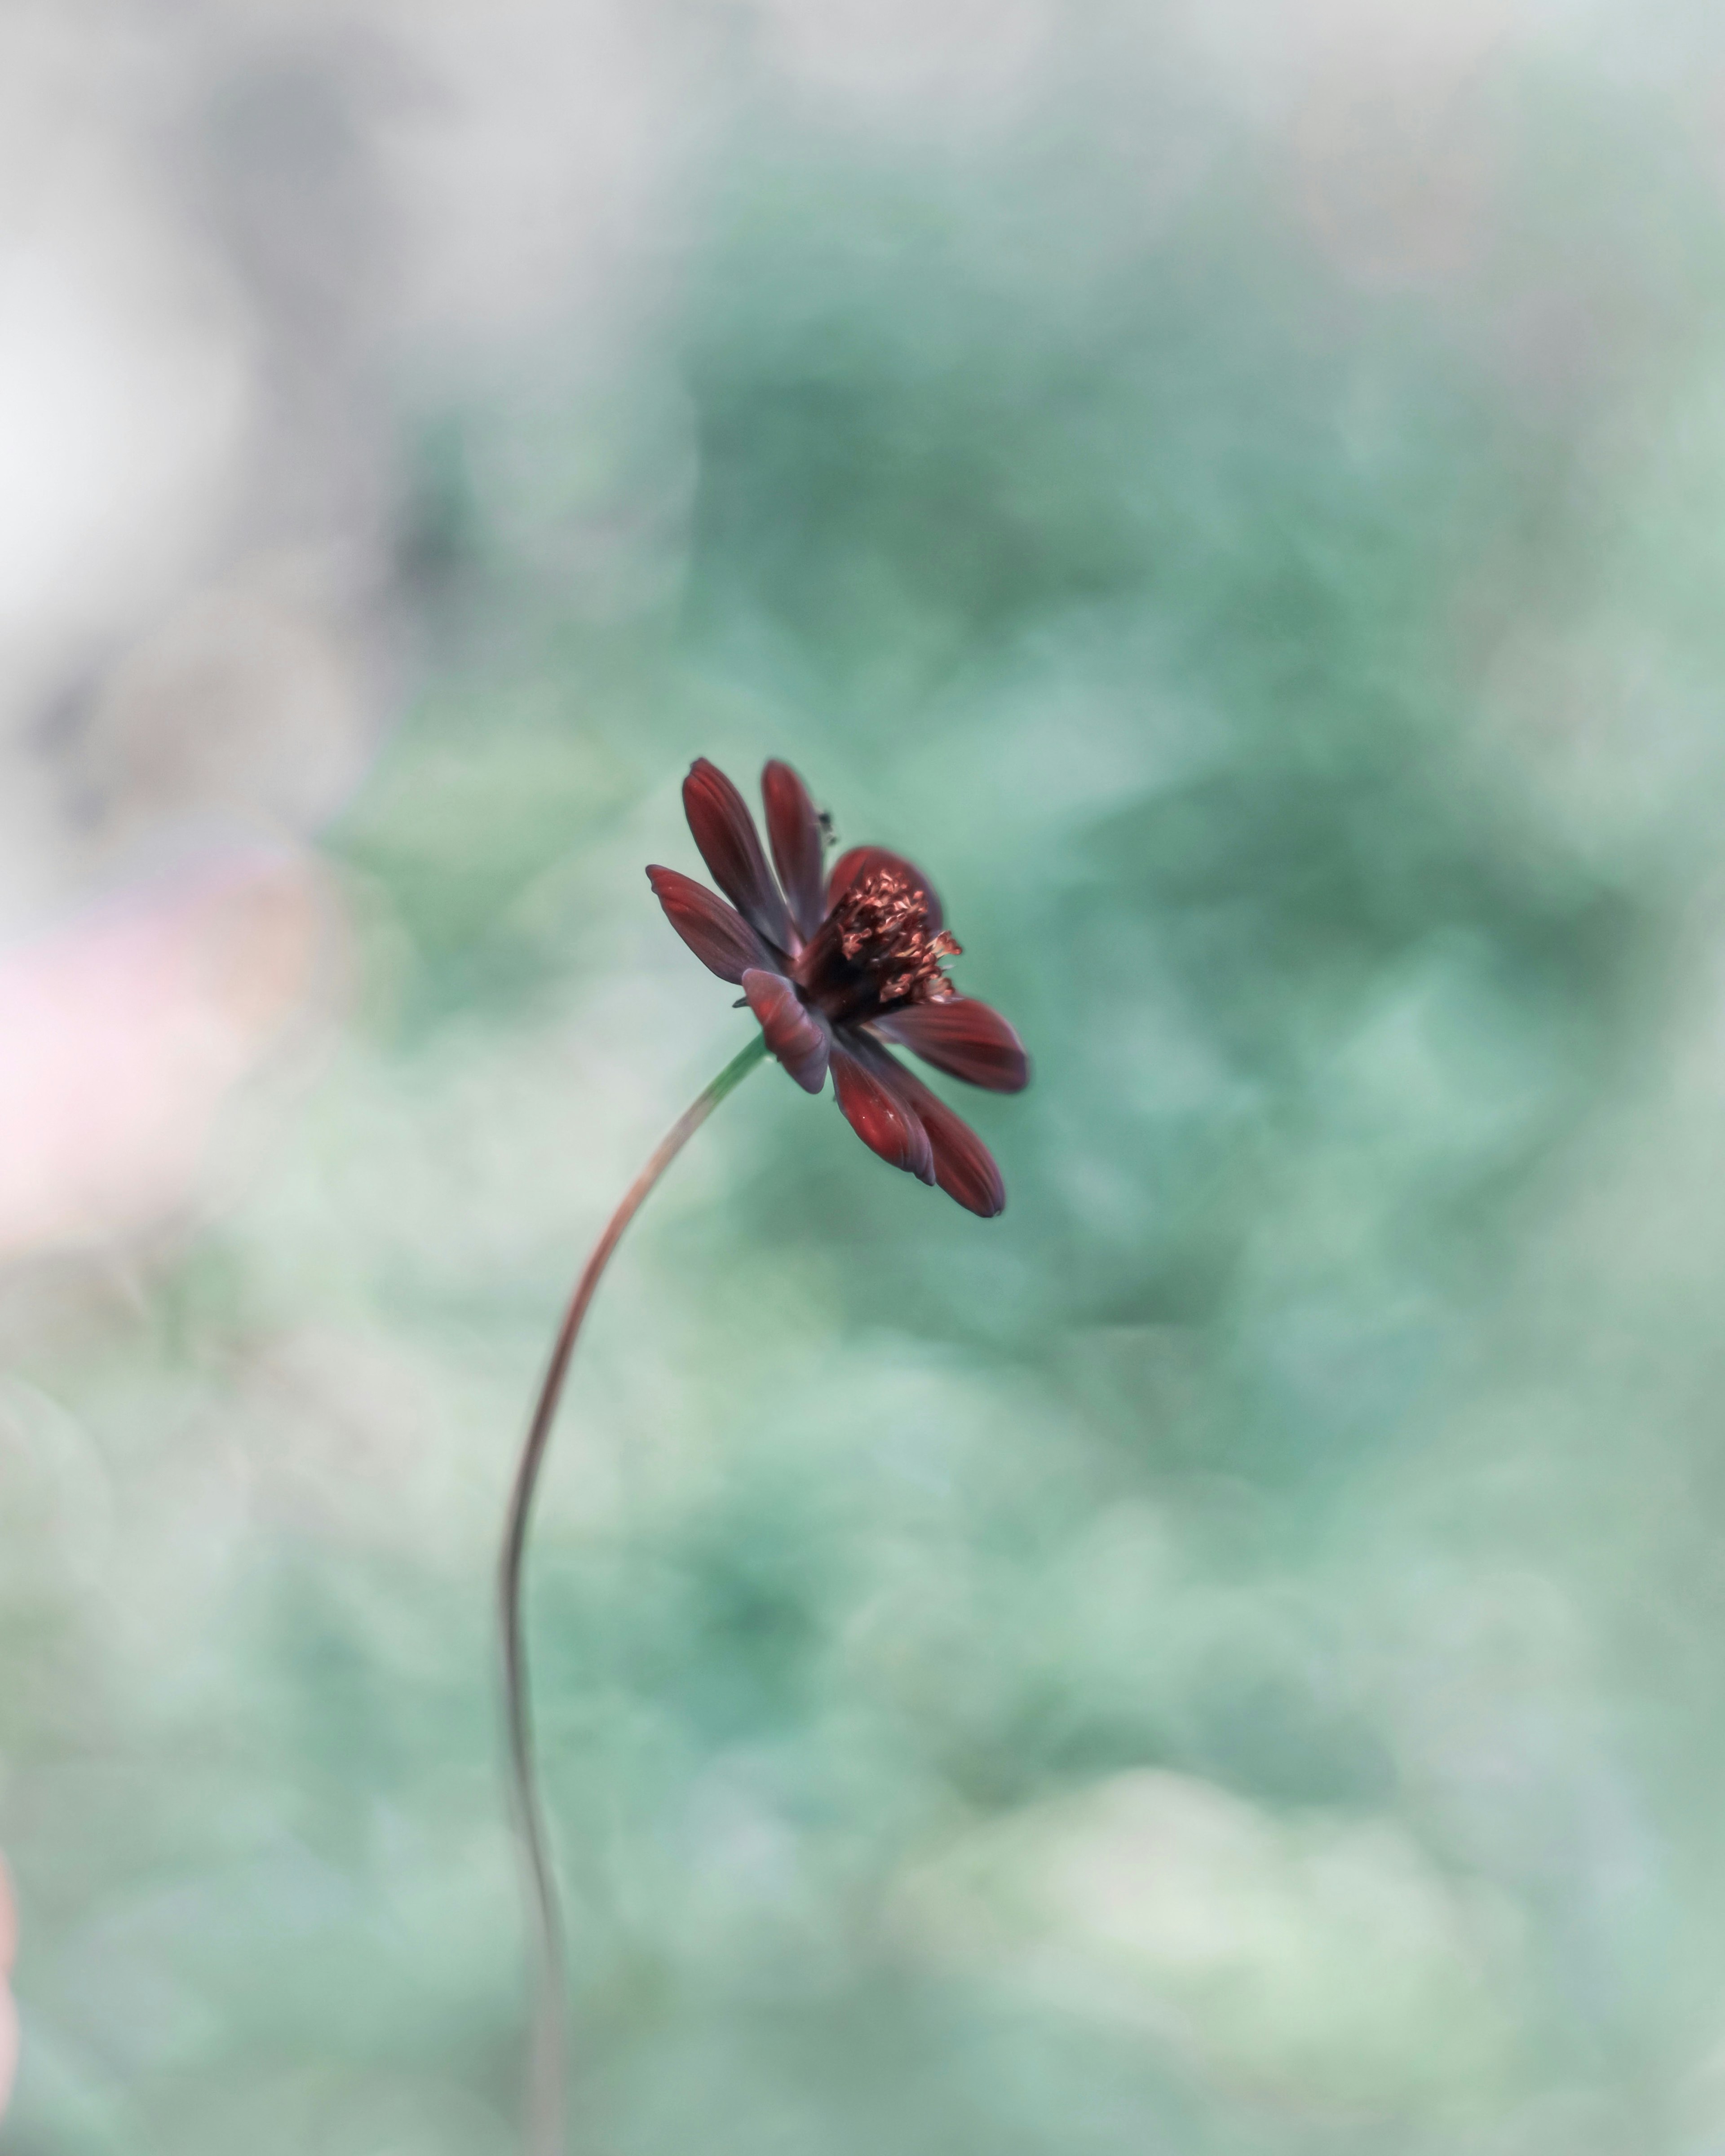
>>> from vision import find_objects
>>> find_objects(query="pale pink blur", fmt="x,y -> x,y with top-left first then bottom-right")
0,851 -> 339,1259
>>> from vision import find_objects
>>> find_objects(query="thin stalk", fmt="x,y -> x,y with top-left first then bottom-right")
498,1031 -> 769,2156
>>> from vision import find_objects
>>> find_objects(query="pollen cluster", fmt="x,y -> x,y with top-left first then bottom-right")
834,866 -> 961,1008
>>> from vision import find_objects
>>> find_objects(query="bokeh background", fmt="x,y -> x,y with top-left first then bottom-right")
4,2 -> 1725,2150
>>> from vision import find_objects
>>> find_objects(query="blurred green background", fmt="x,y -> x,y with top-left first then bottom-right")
6,4 -> 1725,2151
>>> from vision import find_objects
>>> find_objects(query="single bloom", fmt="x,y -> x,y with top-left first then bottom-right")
647,758 -> 1029,1215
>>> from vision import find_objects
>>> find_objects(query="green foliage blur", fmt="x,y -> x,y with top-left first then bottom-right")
9,22 -> 1725,2156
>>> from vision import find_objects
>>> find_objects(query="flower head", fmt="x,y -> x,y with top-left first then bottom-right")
647,758 -> 1029,1215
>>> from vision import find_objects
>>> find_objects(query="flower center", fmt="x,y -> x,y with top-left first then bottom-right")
799,865 -> 961,1021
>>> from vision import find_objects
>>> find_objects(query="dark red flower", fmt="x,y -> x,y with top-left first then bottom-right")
647,758 -> 1029,1215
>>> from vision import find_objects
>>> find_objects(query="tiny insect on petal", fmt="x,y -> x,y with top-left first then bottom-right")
761,761 -> 826,943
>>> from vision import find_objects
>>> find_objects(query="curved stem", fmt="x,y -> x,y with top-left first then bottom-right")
498,1031 -> 769,2156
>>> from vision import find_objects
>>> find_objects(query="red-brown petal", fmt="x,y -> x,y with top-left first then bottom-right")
683,758 -> 795,952
830,1040 -> 934,1183
741,968 -> 831,1093
872,997 -> 1030,1092
646,866 -> 775,984
824,846 -> 944,932
761,760 -> 826,942
885,1060 -> 1007,1216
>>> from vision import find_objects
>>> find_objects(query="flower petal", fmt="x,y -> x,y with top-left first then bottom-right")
825,846 -> 944,931
761,760 -> 826,942
830,1039 -> 934,1184
883,1059 -> 1007,1216
646,866 -> 775,984
872,996 -> 1030,1091
742,968 -> 831,1093
683,759 -> 796,952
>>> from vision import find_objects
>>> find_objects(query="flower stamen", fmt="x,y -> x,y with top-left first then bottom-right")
805,865 -> 961,1020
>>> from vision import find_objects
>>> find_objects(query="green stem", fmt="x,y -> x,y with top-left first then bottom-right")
497,1030 -> 769,2156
